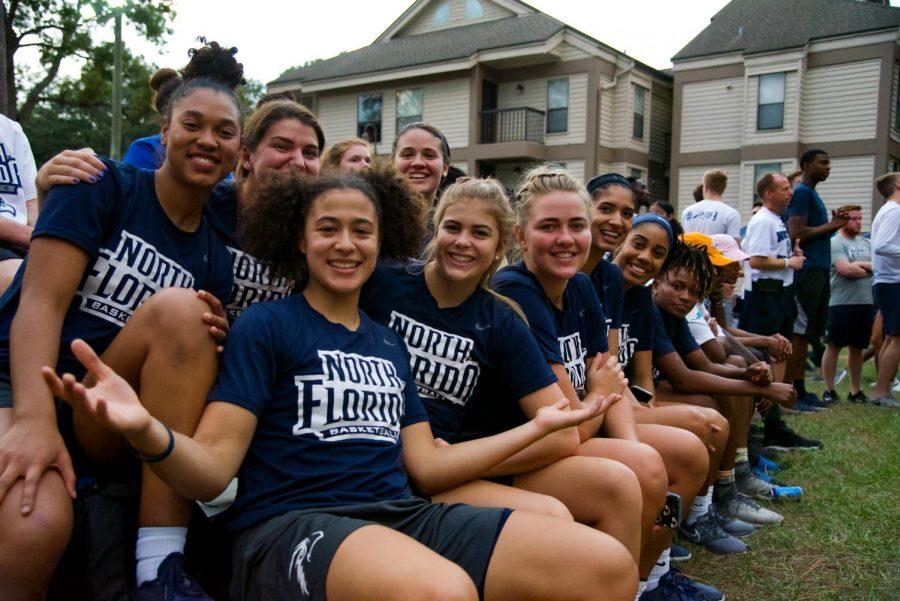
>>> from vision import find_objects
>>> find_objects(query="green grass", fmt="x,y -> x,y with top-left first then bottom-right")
680,360 -> 900,601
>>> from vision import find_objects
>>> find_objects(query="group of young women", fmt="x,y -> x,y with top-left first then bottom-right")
0,40 -> 749,601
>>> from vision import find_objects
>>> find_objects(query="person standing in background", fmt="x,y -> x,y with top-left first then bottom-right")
870,173 -> 900,408
0,113 -> 37,295
681,170 -> 741,242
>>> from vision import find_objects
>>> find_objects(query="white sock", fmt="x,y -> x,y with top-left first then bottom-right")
635,580 -> 647,600
686,486 -> 713,525
135,526 -> 187,585
644,548 -> 670,592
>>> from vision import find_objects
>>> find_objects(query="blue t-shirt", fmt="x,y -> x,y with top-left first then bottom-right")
205,182 -> 294,322
210,294 -> 429,531
360,263 -> 557,442
0,159 -> 233,378
492,262 -> 607,397
651,305 -> 700,360
123,134 -> 164,171
619,285 -> 655,373
590,259 -> 625,334
788,182 -> 830,269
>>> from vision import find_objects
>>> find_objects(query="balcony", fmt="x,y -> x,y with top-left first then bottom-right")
480,107 -> 545,144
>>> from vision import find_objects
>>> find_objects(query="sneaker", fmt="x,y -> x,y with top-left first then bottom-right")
763,421 -> 823,452
678,507 -> 748,555
715,485 -> 784,526
669,543 -> 692,563
751,450 -> 779,473
797,392 -> 828,411
711,505 -> 755,538
848,391 -> 868,403
822,389 -> 839,404
134,553 -> 213,601
640,568 -> 724,601
871,396 -> 900,409
736,464 -> 775,501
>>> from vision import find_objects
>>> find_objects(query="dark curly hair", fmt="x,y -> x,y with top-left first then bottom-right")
241,159 -> 426,286
163,38 -> 245,122
658,239 -> 714,300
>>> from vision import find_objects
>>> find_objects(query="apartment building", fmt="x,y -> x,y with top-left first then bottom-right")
268,0 -> 673,196
670,0 -> 900,228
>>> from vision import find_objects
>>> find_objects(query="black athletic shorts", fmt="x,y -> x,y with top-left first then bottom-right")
0,242 -> 23,262
741,284 -> 795,338
874,283 -> 900,337
826,304 -> 875,349
793,268 -> 829,338
0,378 -> 11,409
230,498 -> 512,601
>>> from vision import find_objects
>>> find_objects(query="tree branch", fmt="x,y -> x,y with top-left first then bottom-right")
17,25 -> 76,124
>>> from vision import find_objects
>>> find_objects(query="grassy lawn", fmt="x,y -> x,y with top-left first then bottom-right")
680,360 -> 900,600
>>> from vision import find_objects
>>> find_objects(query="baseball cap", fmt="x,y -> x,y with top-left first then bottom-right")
681,232 -> 733,266
710,234 -> 750,262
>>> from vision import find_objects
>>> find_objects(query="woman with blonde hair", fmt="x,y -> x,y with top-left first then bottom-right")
321,137 -> 373,173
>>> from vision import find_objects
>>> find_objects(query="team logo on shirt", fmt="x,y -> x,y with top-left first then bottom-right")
388,311 -> 481,407
0,143 -> 23,197
559,333 -> 586,395
225,246 -> 293,320
289,530 -> 324,597
76,230 -> 194,326
292,350 -> 407,443
618,323 -> 638,368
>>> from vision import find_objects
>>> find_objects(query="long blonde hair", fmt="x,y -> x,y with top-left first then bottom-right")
320,137 -> 374,171
423,177 -> 527,322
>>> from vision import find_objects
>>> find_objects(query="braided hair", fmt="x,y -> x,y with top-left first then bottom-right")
659,239 -> 715,300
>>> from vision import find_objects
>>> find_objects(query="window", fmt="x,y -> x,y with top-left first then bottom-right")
357,94 -> 383,143
433,1 -> 450,26
546,78 -> 569,134
753,162 -> 781,200
396,89 -> 423,132
630,168 -> 642,179
633,85 -> 646,139
757,72 -> 785,130
464,0 -> 484,19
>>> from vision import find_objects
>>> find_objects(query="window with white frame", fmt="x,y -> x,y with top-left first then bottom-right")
357,94 -> 383,143
757,73 -> 785,130
546,78 -> 569,134
396,89 -> 423,132
632,85 -> 646,139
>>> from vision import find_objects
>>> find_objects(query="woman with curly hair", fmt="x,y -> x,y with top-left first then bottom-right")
0,40 -> 243,597
321,137 -> 373,173
44,169 -> 637,601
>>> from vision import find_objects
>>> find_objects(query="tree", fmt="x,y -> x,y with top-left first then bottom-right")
0,0 -> 175,123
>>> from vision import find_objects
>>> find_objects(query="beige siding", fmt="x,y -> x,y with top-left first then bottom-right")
800,59 -> 881,142
316,94 -> 358,148
553,42 -> 590,61
596,160 -> 613,176
562,160 -> 585,184
676,164 -> 741,218
497,72 -> 587,145
814,155 -> 877,229
598,79 -> 615,148
649,87 -> 672,164
609,77 -> 631,148
421,79 -> 471,148
892,62 -> 899,142
744,70 -> 800,145
680,77 -> 744,153
399,0 -> 514,37
738,159 -> 795,223
606,74 -> 653,152
450,161 -> 468,174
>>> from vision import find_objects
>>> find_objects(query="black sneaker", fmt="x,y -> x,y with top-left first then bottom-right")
763,421 -> 823,452
848,391 -> 868,403
822,389 -> 839,404
134,553 -> 213,601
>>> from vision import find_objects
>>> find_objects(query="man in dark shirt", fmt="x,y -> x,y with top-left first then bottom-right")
787,149 -> 849,406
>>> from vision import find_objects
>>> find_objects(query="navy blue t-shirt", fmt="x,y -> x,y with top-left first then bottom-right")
619,285 -> 655,372
590,259 -> 625,334
210,294 -> 429,532
651,305 -> 700,360
360,263 -> 557,442
205,182 -> 294,322
492,262 -> 607,397
788,182 -> 829,269
0,159 -> 233,378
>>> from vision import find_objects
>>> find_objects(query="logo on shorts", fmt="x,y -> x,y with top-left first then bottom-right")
289,530 -> 324,597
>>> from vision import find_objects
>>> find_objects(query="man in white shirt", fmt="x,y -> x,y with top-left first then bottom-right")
681,169 -> 742,240
0,114 -> 37,293
871,173 -> 900,407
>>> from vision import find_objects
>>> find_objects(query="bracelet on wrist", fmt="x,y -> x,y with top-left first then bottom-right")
126,423 -> 175,463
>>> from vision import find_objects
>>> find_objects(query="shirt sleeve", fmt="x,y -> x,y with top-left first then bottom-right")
123,138 -> 162,171
605,265 -> 624,330
788,186 -> 812,220
830,236 -> 849,264
685,304 -> 716,346
493,309 -> 558,400
579,276 -> 608,355
743,220 -> 776,258
651,306 -> 675,359
674,319 -> 701,355
726,209 -> 741,239
32,160 -> 120,256
13,124 -> 36,201
494,279 -> 564,364
208,303 -> 278,415
873,207 -> 900,259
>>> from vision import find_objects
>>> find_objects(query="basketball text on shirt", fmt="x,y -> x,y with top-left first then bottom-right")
618,323 -> 638,367
226,246 -> 293,319
559,333 -> 587,394
292,350 -> 406,443
0,143 -> 23,218
389,311 -> 481,407
77,231 -> 195,325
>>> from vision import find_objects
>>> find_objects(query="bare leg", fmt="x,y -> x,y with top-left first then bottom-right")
0,259 -> 22,297
847,347 -> 863,395
432,479 -> 573,521
822,343 -> 840,391
790,335 -> 808,384
874,335 -> 900,398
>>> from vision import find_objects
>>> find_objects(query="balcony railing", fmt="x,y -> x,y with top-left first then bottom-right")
480,107 -> 545,144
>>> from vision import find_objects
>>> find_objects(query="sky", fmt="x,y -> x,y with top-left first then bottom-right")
94,0 -> 736,85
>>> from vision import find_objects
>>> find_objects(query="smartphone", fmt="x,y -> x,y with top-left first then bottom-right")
630,385 -> 654,404
654,492 -> 684,529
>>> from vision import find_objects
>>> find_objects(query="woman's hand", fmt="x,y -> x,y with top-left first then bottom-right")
36,149 -> 106,193
586,353 -> 628,396
744,362 -> 773,385
197,290 -> 229,353
42,339 -> 151,438
533,395 -> 620,434
0,417 -> 76,514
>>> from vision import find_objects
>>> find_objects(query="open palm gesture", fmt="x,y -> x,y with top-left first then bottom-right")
533,394 -> 620,434
42,339 -> 152,437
